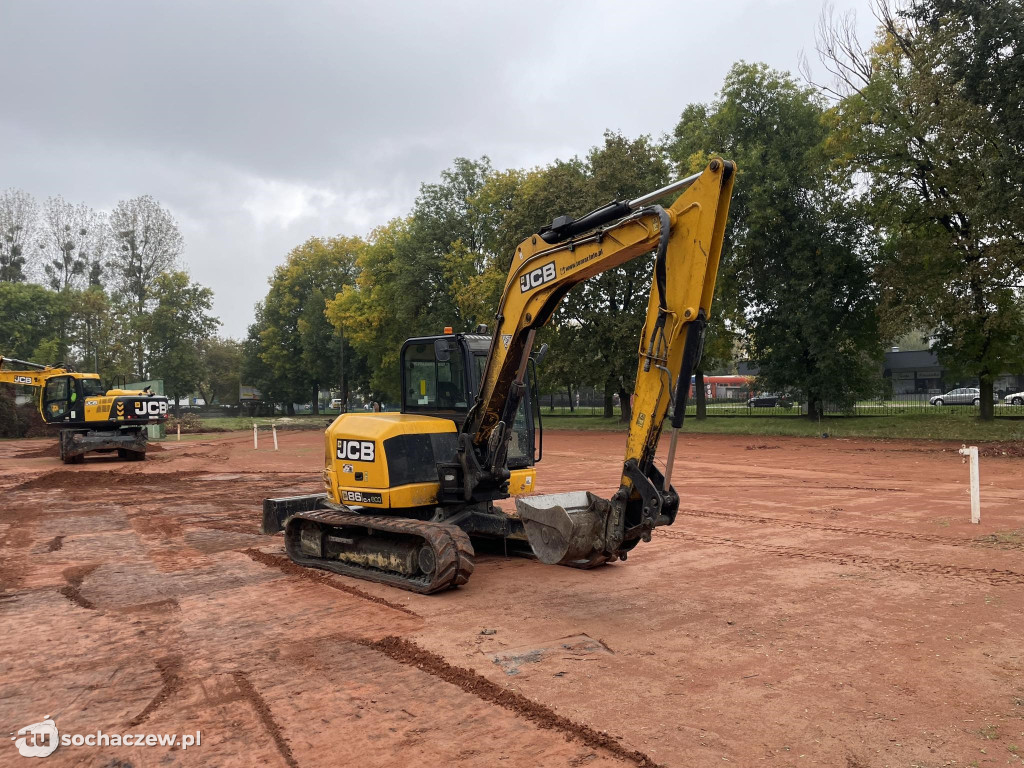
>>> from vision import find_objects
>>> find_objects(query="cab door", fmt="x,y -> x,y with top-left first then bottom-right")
42,376 -> 74,423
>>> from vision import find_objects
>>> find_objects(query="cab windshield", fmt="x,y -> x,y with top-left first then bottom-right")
80,379 -> 106,397
403,342 -> 469,411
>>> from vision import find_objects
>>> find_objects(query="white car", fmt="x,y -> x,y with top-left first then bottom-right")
929,387 -> 996,406
1004,391 -> 1024,406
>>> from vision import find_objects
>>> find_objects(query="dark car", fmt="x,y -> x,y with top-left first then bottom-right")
746,393 -> 791,408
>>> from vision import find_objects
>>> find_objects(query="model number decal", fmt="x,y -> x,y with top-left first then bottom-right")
519,261 -> 556,293
336,439 -> 375,462
342,490 -> 383,504
13,375 -> 33,384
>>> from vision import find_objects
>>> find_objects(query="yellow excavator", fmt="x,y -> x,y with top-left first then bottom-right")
0,357 -> 170,463
262,158 -> 735,592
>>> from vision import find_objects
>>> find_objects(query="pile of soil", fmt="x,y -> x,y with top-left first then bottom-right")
0,389 -> 48,438
977,441 -> 1024,458
166,413 -> 229,434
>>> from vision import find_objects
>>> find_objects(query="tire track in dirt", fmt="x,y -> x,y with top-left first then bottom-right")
231,670 -> 299,768
662,530 -> 1024,585
676,507 -> 1012,549
128,656 -> 184,727
359,635 -> 661,768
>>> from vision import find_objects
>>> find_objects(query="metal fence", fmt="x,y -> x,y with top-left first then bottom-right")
540,390 -> 1024,417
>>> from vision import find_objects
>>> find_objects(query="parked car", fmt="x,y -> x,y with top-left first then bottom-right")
746,393 -> 791,408
328,398 -> 343,410
1004,391 -> 1024,406
929,388 -> 996,406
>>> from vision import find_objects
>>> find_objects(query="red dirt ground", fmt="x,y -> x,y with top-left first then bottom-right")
1,429 -> 1023,767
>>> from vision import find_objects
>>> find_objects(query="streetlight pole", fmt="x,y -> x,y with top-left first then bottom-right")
339,329 -> 346,413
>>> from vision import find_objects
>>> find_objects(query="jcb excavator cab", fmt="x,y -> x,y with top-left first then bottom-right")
41,374 -> 106,423
400,331 -> 540,470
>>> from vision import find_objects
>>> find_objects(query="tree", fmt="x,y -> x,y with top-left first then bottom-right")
668,62 -> 881,419
0,189 -> 38,283
108,195 -> 184,377
816,0 -> 1024,419
145,271 -> 220,414
0,282 -> 61,361
36,197 -> 110,361
198,337 -> 243,407
260,236 -> 362,413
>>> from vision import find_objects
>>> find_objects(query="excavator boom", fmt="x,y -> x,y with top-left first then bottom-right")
464,159 -> 736,564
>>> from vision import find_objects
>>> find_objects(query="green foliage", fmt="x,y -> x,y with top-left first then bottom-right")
145,271 -> 220,406
669,62 -> 882,417
0,282 -> 62,361
200,337 -> 243,406
824,1 -> 1024,419
258,236 -> 363,410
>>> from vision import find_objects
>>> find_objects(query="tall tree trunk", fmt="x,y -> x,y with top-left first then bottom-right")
806,393 -> 822,421
603,382 -> 614,418
173,393 -> 180,418
695,369 -> 707,420
978,375 -> 994,421
549,392 -> 554,413
311,383 -> 320,416
618,386 -> 631,423
566,385 -> 574,413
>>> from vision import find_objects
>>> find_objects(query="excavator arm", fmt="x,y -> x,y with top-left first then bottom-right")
461,159 -> 735,564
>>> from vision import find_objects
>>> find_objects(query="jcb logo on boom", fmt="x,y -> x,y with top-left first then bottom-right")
519,261 -> 556,293
336,439 -> 375,462
133,401 -> 168,417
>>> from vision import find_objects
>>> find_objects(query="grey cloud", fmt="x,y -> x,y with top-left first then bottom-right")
0,0 -> 876,336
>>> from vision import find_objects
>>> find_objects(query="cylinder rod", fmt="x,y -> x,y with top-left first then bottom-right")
629,171 -> 702,210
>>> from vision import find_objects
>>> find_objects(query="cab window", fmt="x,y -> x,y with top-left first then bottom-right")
404,342 -> 468,411
80,379 -> 105,397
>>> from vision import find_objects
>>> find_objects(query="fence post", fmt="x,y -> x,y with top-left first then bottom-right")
272,424 -> 278,451
253,423 -> 258,450
958,444 -> 981,524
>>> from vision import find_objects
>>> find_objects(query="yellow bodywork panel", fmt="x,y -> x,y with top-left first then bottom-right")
324,412 -> 537,508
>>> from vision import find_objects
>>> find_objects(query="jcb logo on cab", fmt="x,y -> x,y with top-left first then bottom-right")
336,439 -> 375,462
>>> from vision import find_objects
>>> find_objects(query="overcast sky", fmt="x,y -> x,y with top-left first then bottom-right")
0,0 -> 876,338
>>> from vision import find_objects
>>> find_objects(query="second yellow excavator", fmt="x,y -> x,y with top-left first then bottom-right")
0,357 -> 169,463
262,158 -> 735,592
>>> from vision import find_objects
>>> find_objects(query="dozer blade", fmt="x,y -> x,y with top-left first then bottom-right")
515,491 -> 613,567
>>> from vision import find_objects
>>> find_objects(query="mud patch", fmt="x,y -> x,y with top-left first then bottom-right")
231,670 -> 298,768
745,443 -> 781,450
16,469 -> 203,492
363,636 -> 659,768
243,548 -> 419,617
46,535 -> 64,552
58,563 -> 100,609
492,634 -> 613,675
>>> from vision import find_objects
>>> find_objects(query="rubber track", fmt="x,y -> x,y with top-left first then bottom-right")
284,509 -> 474,594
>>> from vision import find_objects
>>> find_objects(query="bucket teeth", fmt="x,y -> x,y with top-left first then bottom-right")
515,491 -> 612,565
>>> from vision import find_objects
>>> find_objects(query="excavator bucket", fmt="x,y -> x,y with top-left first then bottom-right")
515,491 -> 613,566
